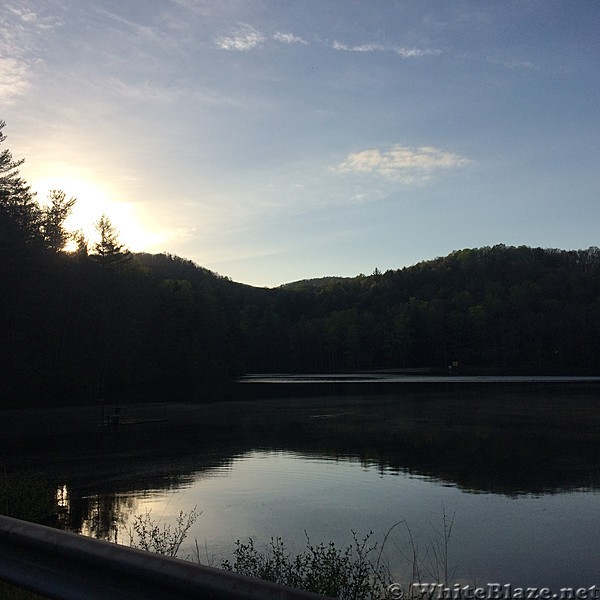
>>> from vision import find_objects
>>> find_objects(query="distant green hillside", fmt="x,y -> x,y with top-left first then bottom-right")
251,244 -> 600,374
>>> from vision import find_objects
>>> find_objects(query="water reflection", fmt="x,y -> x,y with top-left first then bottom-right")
57,485 -> 132,542
53,449 -> 600,589
9,382 -> 600,497
4,382 -> 600,588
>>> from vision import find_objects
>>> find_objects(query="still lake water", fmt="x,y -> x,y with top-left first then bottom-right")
56,377 -> 600,591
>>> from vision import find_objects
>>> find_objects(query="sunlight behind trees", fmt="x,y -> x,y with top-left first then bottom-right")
30,175 -> 169,254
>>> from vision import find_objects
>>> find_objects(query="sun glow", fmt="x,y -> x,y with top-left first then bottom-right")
31,175 -> 170,253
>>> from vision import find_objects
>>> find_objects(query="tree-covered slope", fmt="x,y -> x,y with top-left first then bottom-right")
264,245 -> 600,373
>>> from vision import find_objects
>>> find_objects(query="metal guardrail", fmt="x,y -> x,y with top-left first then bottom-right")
0,515 -> 329,599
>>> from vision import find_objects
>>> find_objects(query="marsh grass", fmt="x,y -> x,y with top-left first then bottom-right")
378,510 -> 456,591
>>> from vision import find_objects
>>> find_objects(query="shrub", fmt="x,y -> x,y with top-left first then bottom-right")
127,506 -> 200,557
125,508 -> 456,599
221,531 -> 391,600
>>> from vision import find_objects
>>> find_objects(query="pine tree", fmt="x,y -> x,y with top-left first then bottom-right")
0,120 -> 42,250
91,214 -> 131,269
40,189 -> 77,252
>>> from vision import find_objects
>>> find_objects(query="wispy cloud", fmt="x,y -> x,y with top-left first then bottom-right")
106,78 -> 185,103
107,76 -> 248,109
488,58 -> 538,70
216,26 -> 309,51
332,41 -> 385,53
335,144 -> 471,183
215,27 -> 438,58
169,0 -> 212,17
95,7 -> 160,43
4,3 -> 63,31
216,24 -> 266,51
272,31 -> 308,45
0,3 -> 63,103
0,57 -> 31,101
332,41 -> 440,58
394,47 -> 440,58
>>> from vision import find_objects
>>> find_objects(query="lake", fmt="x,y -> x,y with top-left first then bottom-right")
7,376 -> 600,593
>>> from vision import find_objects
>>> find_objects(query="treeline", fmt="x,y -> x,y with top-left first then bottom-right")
262,245 -> 600,373
2,121 -> 600,406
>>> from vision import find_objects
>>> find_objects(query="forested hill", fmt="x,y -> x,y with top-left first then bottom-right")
271,245 -> 600,373
4,239 -> 600,406
2,122 -> 600,406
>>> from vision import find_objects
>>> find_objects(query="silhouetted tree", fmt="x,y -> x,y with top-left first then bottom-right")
91,214 -> 131,269
71,230 -> 88,257
0,120 -> 42,253
40,189 -> 76,251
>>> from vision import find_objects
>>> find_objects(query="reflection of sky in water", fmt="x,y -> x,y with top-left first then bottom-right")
114,451 -> 599,589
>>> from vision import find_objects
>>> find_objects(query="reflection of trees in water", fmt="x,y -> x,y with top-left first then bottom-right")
276,429 -> 600,496
57,484 -> 137,541
20,386 -> 600,531
52,453 -> 238,538
246,387 -> 600,496
82,493 -> 136,542
52,430 -> 600,538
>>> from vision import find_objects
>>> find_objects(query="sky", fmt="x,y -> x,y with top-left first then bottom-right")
1,1 -> 599,287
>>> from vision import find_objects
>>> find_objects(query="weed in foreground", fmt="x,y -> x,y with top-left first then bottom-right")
126,507 -> 456,599
221,531 -> 391,600
379,509 -> 456,589
127,505 -> 200,557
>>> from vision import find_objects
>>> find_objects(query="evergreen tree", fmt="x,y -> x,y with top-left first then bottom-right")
40,189 -> 76,252
0,120 -> 42,251
91,214 -> 131,269
71,230 -> 88,257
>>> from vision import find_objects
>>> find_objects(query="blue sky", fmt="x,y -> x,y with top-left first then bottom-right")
1,1 -> 599,286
